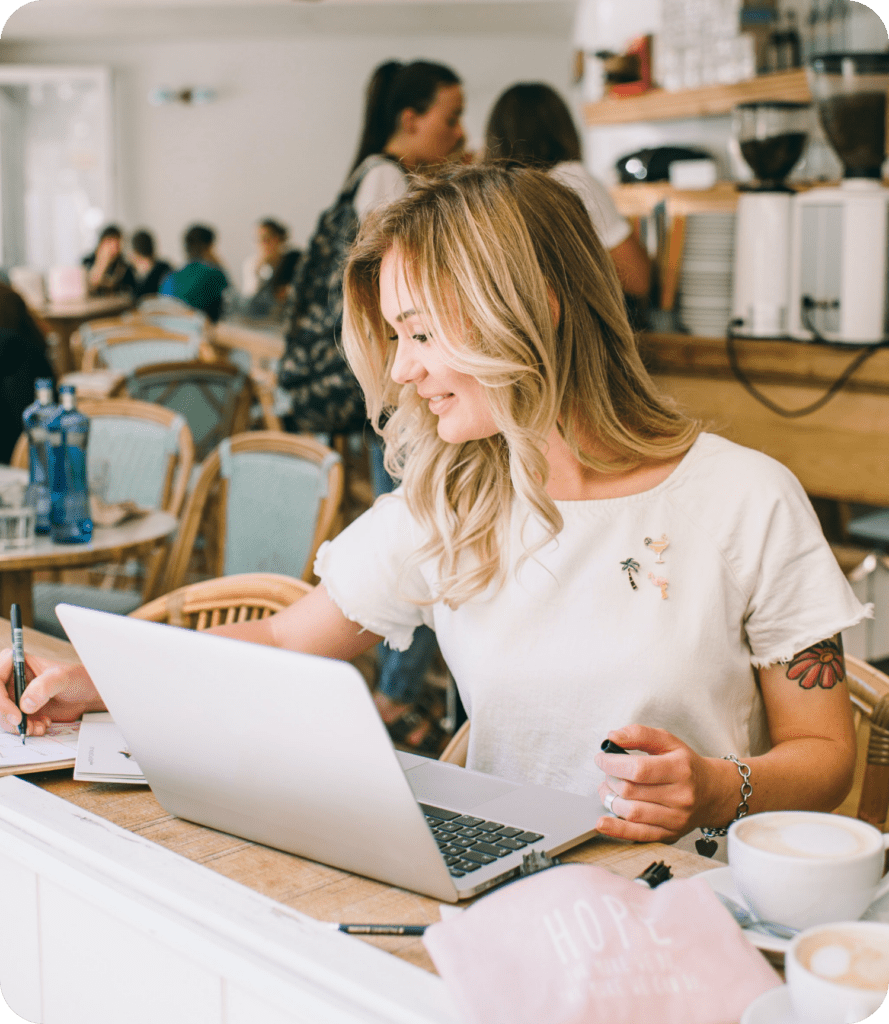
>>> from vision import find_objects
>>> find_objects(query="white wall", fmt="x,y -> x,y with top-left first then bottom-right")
0,1 -> 576,275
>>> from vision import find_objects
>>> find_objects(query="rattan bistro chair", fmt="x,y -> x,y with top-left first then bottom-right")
845,654 -> 889,830
441,655 -> 889,832
121,359 -> 251,462
12,397 -> 195,637
131,572 -> 311,630
81,326 -> 201,373
162,431 -> 343,593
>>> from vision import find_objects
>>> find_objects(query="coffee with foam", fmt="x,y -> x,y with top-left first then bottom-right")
734,814 -> 879,860
797,929 -> 889,993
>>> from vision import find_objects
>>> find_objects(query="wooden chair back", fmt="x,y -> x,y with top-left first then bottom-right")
845,654 -> 889,830
441,655 -> 889,832
77,397 -> 195,519
121,360 -> 252,462
131,573 -> 312,630
163,430 -> 343,593
439,719 -> 469,767
81,327 -> 199,372
11,396 -> 194,519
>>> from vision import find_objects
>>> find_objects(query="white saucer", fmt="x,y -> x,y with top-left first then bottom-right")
699,866 -> 790,957
741,986 -> 800,1024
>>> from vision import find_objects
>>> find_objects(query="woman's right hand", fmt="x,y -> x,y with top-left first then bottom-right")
0,649 -> 104,736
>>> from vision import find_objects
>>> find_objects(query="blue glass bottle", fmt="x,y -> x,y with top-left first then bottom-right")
47,384 -> 93,544
22,378 -> 58,534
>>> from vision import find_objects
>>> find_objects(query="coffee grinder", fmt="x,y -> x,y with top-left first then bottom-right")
731,101 -> 810,337
788,53 -> 889,344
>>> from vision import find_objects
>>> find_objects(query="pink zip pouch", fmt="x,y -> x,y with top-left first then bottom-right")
423,863 -> 781,1024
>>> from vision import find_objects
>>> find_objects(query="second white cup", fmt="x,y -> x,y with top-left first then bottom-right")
786,921 -> 889,1023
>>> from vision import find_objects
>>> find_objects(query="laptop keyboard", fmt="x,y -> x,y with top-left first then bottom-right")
420,803 -> 545,879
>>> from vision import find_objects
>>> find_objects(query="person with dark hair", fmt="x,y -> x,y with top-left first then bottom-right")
348,60 -> 464,221
240,219 -> 300,318
353,59 -> 465,751
129,229 -> 173,299
0,282 -> 55,464
278,58 -> 465,752
160,224 -> 229,321
82,224 -> 136,297
485,83 -> 651,300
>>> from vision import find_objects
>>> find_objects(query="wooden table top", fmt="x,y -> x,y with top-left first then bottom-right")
36,294 -> 134,322
0,510 -> 178,571
10,617 -> 721,975
27,774 -> 719,975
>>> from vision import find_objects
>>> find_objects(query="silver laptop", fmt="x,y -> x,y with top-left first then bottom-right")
56,603 -> 602,902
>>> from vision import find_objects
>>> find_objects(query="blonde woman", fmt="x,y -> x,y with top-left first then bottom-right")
1,165 -> 866,854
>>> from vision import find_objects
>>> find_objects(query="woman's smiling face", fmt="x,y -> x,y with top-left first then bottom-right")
380,249 -> 498,445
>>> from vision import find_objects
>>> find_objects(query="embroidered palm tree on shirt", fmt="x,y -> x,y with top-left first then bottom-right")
620,558 -> 640,590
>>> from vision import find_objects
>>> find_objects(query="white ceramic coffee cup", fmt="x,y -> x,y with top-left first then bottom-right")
786,921 -> 889,1023
727,811 -> 889,931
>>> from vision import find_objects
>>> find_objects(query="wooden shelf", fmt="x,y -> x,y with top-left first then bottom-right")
584,69 -> 810,127
611,181 -> 740,217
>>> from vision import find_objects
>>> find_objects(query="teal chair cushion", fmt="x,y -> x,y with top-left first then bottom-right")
87,414 -> 185,508
94,337 -> 201,373
219,439 -> 337,579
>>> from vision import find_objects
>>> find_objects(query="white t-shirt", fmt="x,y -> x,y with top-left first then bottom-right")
549,160 -> 631,251
316,433 -> 868,797
353,158 -> 408,223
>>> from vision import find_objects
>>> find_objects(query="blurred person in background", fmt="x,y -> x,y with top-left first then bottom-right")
160,224 -> 229,322
240,218 -> 300,318
484,83 -> 651,307
82,224 -> 136,296
129,230 -> 173,299
0,281 -> 55,463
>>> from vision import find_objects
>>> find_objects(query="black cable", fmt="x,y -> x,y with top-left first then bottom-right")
725,318 -> 885,419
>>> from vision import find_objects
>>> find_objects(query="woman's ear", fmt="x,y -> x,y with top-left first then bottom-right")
400,106 -> 420,136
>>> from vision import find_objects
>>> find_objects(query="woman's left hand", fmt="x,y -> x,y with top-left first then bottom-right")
594,724 -> 729,844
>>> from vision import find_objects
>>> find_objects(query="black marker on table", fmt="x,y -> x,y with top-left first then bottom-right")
337,923 -> 427,936
10,603 -> 27,744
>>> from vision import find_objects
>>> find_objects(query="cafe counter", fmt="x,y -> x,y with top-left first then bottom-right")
639,332 -> 889,508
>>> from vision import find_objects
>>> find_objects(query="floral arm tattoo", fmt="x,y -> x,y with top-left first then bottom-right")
785,634 -> 845,690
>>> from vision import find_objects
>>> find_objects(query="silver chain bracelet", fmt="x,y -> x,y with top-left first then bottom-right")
695,754 -> 752,858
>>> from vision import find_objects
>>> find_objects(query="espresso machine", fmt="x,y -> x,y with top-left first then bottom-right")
788,53 -> 889,344
731,101 -> 809,337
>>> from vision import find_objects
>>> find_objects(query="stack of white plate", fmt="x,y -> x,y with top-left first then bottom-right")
677,212 -> 736,337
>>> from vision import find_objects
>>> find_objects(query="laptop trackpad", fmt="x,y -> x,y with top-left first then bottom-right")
404,760 -> 518,809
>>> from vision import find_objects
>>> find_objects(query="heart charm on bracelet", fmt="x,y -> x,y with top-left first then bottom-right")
695,837 -> 719,858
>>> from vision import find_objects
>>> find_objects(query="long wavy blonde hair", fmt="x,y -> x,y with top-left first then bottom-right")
342,163 -> 699,608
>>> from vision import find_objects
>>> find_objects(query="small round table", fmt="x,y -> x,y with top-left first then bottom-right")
0,510 -> 178,626
35,294 -> 134,374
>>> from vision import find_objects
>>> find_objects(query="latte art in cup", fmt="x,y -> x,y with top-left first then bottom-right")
797,930 -> 889,992
734,816 -> 880,860
728,812 -> 889,931
787,922 -> 889,1024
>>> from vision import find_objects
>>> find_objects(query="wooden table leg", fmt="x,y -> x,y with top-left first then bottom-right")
43,320 -> 75,376
0,570 -> 34,626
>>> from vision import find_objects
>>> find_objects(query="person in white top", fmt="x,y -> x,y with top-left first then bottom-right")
484,82 -> 651,301
1,165 -> 866,853
350,59 -> 466,224
344,59 -> 467,751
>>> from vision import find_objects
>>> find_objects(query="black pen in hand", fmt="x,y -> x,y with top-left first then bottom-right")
10,604 -> 27,744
